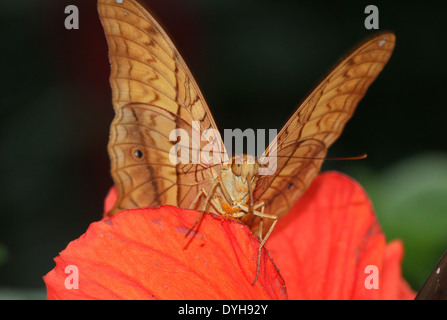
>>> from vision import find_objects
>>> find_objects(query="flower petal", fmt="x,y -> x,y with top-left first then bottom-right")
380,240 -> 415,299
266,171 -> 415,299
44,206 -> 287,300
103,186 -> 117,215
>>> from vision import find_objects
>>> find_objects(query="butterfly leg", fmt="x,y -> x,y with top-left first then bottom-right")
189,188 -> 226,215
186,180 -> 223,238
189,188 -> 206,211
252,206 -> 278,285
255,211 -> 277,249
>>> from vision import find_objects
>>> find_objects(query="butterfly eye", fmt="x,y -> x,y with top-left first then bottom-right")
231,163 -> 242,176
131,147 -> 144,161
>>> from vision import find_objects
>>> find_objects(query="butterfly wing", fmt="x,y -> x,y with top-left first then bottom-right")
244,33 -> 396,236
98,0 -> 223,215
415,250 -> 447,300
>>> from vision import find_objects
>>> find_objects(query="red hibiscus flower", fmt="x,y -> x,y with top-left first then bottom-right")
43,172 -> 415,299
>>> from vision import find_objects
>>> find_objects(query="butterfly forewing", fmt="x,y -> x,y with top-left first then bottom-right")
245,33 -> 395,236
98,0 -> 224,215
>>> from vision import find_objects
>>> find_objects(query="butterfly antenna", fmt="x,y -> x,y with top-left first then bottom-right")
324,153 -> 367,161
272,153 -> 368,161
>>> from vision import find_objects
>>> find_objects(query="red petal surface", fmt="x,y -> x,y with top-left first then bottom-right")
380,240 -> 416,299
266,171 -> 415,300
44,206 -> 286,300
103,186 -> 117,215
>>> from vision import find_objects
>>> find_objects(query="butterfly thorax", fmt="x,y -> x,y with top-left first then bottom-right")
213,155 -> 259,219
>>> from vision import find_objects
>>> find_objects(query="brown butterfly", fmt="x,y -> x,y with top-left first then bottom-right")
98,0 -> 395,282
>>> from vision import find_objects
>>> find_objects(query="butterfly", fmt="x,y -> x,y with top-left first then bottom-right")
98,0 -> 395,283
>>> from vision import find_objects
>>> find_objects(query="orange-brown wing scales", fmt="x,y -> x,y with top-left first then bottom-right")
247,33 -> 395,236
108,103 -> 178,213
99,0 -> 221,215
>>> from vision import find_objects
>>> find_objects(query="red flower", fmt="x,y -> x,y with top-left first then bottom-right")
266,172 -> 415,299
43,172 -> 415,299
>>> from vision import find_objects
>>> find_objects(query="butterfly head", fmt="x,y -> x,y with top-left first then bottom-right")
213,155 -> 260,217
230,154 -> 259,182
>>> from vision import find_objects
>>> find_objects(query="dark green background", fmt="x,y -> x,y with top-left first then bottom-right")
0,0 -> 446,298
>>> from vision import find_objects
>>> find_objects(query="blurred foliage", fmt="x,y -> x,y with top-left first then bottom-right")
347,153 -> 447,290
0,287 -> 45,300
